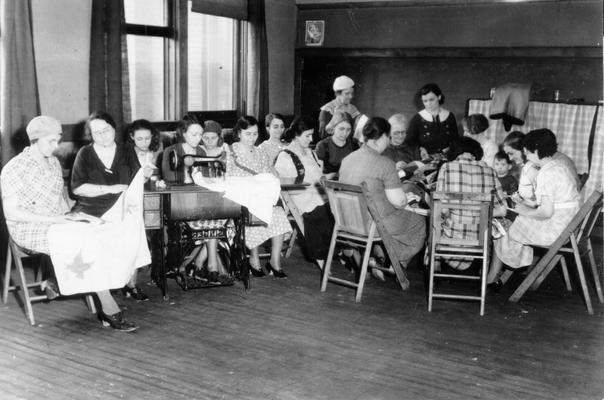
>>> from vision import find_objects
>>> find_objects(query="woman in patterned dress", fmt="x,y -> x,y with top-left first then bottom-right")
257,113 -> 286,164
487,129 -> 580,289
318,75 -> 361,139
226,116 -> 292,278
1,115 -> 138,332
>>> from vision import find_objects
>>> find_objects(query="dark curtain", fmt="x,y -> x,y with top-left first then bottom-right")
89,0 -> 131,137
246,0 -> 269,120
0,0 -> 40,166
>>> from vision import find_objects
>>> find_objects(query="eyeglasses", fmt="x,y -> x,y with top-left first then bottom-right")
92,127 -> 114,136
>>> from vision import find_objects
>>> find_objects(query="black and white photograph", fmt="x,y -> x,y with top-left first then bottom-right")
0,0 -> 602,399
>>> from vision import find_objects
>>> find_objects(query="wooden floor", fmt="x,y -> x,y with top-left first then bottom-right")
1,242 -> 603,400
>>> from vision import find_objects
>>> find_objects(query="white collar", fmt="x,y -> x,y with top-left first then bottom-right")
419,109 -> 450,122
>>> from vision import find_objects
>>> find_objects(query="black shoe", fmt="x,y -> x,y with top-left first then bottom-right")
249,264 -> 266,277
265,262 -> 287,279
487,279 -> 503,294
122,285 -> 149,301
194,267 -> 209,282
98,311 -> 139,332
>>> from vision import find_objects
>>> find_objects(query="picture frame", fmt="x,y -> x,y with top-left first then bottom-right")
305,20 -> 324,46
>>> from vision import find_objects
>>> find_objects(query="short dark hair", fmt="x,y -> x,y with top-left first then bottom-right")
494,150 -> 511,164
420,83 -> 445,104
447,137 -> 484,161
362,117 -> 390,141
175,113 -> 202,143
232,115 -> 259,142
463,114 -> 489,135
283,115 -> 315,142
502,131 -> 525,152
126,119 -> 161,152
523,128 -> 558,158
85,111 -> 116,139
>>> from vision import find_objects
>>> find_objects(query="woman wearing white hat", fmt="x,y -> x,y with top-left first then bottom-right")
318,75 -> 361,139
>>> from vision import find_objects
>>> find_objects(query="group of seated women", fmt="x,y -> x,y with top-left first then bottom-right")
1,76 -> 585,333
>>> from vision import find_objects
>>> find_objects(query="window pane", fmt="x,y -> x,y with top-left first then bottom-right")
124,0 -> 167,26
127,35 -> 165,120
188,4 -> 236,111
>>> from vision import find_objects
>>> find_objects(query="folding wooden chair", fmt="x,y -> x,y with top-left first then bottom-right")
3,238 -> 96,325
427,191 -> 493,316
509,190 -> 603,314
279,189 -> 303,258
320,179 -> 408,302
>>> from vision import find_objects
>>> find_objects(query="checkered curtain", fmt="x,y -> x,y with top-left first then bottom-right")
468,100 -> 597,174
582,107 -> 604,199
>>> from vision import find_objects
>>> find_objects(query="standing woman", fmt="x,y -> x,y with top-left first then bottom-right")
406,83 -> 459,156
257,113 -> 286,163
226,116 -> 292,278
318,75 -> 361,139
71,112 -> 149,323
315,111 -> 359,178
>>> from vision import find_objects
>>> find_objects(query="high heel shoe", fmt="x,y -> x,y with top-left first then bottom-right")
487,279 -> 503,294
249,263 -> 266,277
121,285 -> 149,301
98,311 -> 139,332
265,262 -> 287,279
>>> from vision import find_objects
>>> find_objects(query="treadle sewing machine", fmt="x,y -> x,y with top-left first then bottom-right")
144,154 -> 249,300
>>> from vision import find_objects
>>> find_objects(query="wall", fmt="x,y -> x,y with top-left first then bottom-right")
266,0 -> 297,115
295,1 -> 603,121
31,0 -> 91,125
296,1 -> 602,48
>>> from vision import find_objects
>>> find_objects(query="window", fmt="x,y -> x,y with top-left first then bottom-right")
124,0 -> 174,121
187,2 -> 239,111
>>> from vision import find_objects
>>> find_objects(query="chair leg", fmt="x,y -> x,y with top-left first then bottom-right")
499,269 -> 514,285
570,235 -> 593,315
586,240 -> 604,303
479,235 -> 489,316
320,229 -> 338,292
559,256 -> 572,292
355,240 -> 373,302
3,244 -> 12,304
14,251 -> 36,325
85,294 -> 97,314
428,232 -> 436,312
283,229 -> 297,258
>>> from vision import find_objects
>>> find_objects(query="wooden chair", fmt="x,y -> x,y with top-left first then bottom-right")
320,179 -> 408,302
3,238 -> 96,325
427,191 -> 493,315
278,189 -> 303,258
509,190 -> 603,314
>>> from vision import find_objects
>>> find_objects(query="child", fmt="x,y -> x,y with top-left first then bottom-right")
493,150 -> 518,195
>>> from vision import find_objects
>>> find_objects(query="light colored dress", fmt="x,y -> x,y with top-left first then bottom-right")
226,143 -> 291,249
495,159 -> 580,268
257,139 -> 286,164
274,140 -> 326,214
0,147 -> 69,254
518,161 -> 539,200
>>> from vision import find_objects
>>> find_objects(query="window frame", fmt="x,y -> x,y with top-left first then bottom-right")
124,0 -> 244,125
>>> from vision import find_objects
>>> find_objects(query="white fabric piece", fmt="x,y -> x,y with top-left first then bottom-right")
47,170 -> 151,295
192,173 -> 280,224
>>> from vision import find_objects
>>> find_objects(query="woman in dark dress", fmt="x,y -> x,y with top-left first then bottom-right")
406,83 -> 459,156
315,111 -> 359,178
71,111 -> 149,330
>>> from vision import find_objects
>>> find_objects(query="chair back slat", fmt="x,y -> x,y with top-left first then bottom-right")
574,191 -> 603,244
322,179 -> 373,236
431,191 -> 493,248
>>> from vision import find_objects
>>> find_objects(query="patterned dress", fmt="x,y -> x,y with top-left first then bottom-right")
257,139 -> 286,164
226,143 -> 292,249
495,159 -> 580,268
0,147 -> 70,254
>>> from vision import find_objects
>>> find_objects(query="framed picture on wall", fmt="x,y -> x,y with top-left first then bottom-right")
305,20 -> 324,46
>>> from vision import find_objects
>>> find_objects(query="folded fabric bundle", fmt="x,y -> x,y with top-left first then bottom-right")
490,83 -> 532,131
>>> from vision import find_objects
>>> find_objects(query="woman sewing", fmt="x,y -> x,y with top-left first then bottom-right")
315,111 -> 359,178
2,115 -> 139,332
226,116 -> 292,278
